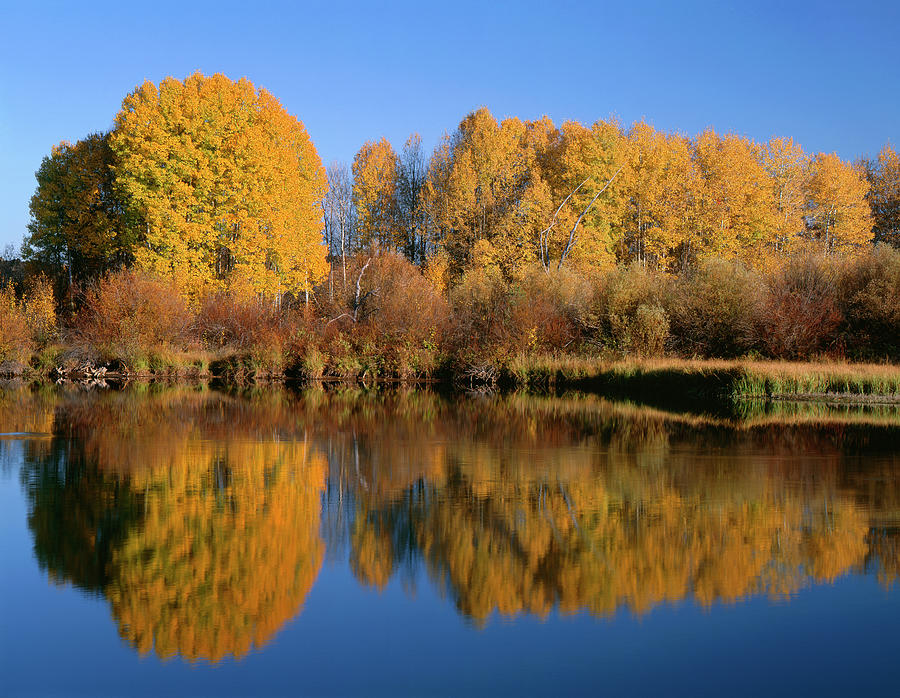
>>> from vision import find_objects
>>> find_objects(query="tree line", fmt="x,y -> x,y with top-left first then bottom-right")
19,72 -> 900,303
5,72 -> 899,373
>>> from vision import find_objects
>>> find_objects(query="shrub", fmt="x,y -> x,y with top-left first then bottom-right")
595,265 -> 670,355
508,267 -> 593,352
669,258 -> 761,357
0,276 -> 58,363
837,245 -> 900,361
449,266 -> 512,363
23,274 -> 57,347
0,281 -> 30,363
76,270 -> 191,363
632,304 -> 670,357
758,254 -> 842,359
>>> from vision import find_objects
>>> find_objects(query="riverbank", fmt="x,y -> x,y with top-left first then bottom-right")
503,355 -> 900,403
3,348 -> 899,405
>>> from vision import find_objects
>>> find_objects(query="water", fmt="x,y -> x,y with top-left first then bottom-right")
1,385 -> 899,696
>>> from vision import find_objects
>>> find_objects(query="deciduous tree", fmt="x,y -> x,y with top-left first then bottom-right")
110,72 -> 327,302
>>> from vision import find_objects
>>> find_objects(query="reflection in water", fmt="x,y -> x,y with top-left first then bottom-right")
3,386 -> 900,661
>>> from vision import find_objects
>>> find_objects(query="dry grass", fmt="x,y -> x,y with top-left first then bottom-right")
507,354 -> 900,400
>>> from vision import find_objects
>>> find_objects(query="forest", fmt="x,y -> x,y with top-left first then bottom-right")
2,72 -> 899,385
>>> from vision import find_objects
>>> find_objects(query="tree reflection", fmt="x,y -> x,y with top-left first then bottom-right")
7,385 -> 900,654
18,388 -> 326,662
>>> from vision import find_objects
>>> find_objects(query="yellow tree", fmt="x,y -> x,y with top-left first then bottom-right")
763,137 -> 809,257
620,122 -> 694,268
352,137 -> 399,252
806,152 -> 873,254
547,119 -> 625,271
110,72 -> 327,302
424,108 -> 542,280
692,130 -> 775,264
654,133 -> 701,272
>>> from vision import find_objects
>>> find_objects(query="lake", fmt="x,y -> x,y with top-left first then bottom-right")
1,385 -> 899,696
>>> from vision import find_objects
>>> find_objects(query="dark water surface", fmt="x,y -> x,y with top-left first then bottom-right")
1,385 -> 899,697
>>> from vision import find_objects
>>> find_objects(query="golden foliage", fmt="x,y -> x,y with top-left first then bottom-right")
111,72 -> 327,302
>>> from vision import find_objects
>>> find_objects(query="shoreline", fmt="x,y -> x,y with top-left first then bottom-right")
4,355 -> 900,406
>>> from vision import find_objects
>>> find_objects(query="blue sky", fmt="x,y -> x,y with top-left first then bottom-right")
1,0 -> 898,251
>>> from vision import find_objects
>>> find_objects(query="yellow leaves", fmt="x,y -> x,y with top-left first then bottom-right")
352,137 -> 399,251
110,72 -> 327,304
807,152 -> 874,253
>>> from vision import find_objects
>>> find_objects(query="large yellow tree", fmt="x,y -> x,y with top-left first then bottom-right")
110,72 -> 327,302
424,109 -> 543,280
692,130 -> 775,264
763,137 -> 809,257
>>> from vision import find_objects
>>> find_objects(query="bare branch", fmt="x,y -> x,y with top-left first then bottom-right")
558,165 -> 624,270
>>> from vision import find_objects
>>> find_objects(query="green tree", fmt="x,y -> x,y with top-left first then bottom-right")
24,133 -> 130,289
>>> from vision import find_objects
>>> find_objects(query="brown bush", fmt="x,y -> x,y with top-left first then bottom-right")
320,253 -> 450,378
595,265 -> 671,355
757,254 -> 843,359
837,245 -> 900,360
75,270 -> 191,362
669,259 -> 762,358
509,267 -> 594,352
449,266 -> 513,363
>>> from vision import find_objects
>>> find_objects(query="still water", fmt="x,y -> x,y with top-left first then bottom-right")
1,385 -> 899,696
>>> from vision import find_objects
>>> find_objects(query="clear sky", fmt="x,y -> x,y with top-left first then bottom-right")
1,0 -> 898,251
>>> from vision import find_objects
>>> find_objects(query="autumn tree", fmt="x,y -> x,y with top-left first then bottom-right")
323,161 -> 355,292
691,130 -> 775,264
396,134 -> 429,262
352,138 -> 399,252
24,133 -> 130,290
806,152 -> 873,254
541,119 -> 625,271
861,144 -> 900,246
763,137 -> 809,256
110,72 -> 327,302
424,108 -> 545,280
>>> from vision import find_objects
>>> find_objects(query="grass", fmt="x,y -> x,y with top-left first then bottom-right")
504,353 -> 900,402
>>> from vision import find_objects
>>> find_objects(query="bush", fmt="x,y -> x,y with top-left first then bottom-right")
449,265 -> 512,363
76,270 -> 191,363
838,245 -> 900,360
0,276 -> 57,363
633,304 -> 670,356
23,274 -> 57,347
0,281 -> 30,363
595,265 -> 670,355
669,259 -> 761,357
758,254 -> 842,359
330,253 -> 449,378
508,267 -> 594,352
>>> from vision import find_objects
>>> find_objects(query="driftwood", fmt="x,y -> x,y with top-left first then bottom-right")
458,363 -> 498,390
54,361 -> 109,384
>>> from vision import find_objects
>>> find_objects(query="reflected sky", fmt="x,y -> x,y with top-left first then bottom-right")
1,385 -> 899,696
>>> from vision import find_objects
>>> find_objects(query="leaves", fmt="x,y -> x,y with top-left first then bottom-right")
110,73 -> 327,302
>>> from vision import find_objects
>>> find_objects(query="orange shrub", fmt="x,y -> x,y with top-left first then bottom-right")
76,270 -> 191,361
